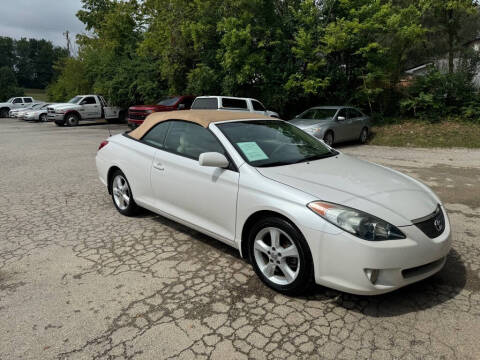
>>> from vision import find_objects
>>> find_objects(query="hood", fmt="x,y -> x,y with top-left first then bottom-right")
256,154 -> 437,226
290,119 -> 331,129
48,103 -> 73,109
129,104 -> 172,111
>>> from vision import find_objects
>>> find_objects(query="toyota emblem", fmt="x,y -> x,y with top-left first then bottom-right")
434,217 -> 443,232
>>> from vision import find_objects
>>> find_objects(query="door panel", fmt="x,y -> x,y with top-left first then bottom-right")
151,150 -> 239,241
334,109 -> 351,142
82,97 -> 101,118
347,108 -> 364,139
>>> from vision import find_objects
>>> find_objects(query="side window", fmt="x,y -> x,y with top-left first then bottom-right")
221,98 -> 248,110
337,109 -> 348,120
349,109 -> 363,118
252,100 -> 266,111
164,121 -> 225,160
179,97 -> 194,109
191,98 -> 218,109
83,97 -> 96,105
141,122 -> 171,148
23,98 -> 33,103
13,98 -> 23,104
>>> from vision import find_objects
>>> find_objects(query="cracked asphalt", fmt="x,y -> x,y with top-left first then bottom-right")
1,118 -> 480,360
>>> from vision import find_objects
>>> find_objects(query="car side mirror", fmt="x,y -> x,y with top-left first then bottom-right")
178,104 -> 186,110
199,152 -> 229,168
80,100 -> 86,105
337,116 -> 346,121
294,114 -> 300,118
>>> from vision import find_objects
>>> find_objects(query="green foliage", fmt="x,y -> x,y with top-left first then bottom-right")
46,0 -> 480,120
0,36 -> 68,89
46,58 -> 91,102
0,67 -> 24,101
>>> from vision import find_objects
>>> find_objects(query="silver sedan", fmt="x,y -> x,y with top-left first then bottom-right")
290,106 -> 370,146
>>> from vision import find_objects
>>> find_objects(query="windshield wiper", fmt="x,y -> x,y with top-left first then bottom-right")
293,153 -> 336,164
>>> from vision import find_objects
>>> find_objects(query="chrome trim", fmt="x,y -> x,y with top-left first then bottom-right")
411,205 -> 441,224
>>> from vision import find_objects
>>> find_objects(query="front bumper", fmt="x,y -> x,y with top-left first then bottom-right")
48,113 -> 65,121
127,118 -> 144,127
303,207 -> 452,295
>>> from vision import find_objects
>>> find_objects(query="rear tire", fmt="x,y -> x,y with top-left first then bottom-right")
65,113 -> 79,126
110,170 -> 138,216
359,127 -> 368,144
248,217 -> 313,295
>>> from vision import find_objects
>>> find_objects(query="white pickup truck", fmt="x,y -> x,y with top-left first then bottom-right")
47,95 -> 124,126
0,97 -> 35,118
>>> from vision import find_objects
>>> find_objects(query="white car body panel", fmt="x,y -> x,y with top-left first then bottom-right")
96,119 -> 451,295
47,95 -> 121,121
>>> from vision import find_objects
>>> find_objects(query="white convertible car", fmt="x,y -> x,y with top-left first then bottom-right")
96,110 -> 451,295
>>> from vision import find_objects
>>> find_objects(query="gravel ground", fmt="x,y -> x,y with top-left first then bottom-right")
0,118 -> 479,360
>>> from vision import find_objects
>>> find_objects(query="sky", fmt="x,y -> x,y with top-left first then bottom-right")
0,0 -> 86,48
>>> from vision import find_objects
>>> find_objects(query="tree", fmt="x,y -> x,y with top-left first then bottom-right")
0,67 -> 24,101
424,0 -> 480,73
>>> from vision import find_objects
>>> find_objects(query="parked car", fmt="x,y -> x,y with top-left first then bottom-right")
127,96 -> 195,129
191,96 -> 279,118
96,110 -> 451,296
0,97 -> 35,118
47,95 -> 124,126
22,103 -> 53,122
290,106 -> 370,146
9,103 -> 44,118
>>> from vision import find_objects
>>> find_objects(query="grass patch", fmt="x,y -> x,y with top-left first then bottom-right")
24,88 -> 48,102
369,119 -> 480,148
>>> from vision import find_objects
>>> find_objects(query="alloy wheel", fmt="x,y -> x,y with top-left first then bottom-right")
253,227 -> 300,285
112,175 -> 131,210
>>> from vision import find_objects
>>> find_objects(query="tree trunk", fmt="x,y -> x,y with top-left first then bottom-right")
448,10 -> 454,74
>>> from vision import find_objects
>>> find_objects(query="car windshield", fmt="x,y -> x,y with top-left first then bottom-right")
68,96 -> 82,104
157,97 -> 180,106
7,98 -> 14,103
31,104 -> 43,109
294,108 -> 338,124
217,120 -> 337,167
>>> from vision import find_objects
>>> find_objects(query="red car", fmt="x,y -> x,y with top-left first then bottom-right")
127,95 -> 195,128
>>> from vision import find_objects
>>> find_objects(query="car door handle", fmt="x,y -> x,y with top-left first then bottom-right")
153,162 -> 164,171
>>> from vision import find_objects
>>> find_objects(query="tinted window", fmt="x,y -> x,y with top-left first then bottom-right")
13,98 -> 22,104
82,97 -> 96,105
222,98 -> 248,110
179,97 -> 194,109
252,100 -> 266,111
164,121 -> 224,160
158,97 -> 180,106
218,120 -> 336,167
142,122 -> 171,148
191,98 -> 218,109
23,98 -> 33,103
348,108 -> 363,118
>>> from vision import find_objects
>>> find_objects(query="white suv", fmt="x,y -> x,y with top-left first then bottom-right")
191,96 -> 279,118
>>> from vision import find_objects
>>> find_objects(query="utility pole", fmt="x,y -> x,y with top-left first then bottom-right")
63,30 -> 71,56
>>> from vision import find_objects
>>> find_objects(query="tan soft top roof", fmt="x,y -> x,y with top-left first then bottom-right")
129,110 -> 274,140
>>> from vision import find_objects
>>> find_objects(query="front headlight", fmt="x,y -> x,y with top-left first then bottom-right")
145,110 -> 154,114
308,201 -> 405,241
305,127 -> 320,134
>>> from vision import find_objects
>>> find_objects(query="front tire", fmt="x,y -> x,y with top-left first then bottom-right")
248,217 -> 313,295
40,114 -> 48,122
110,170 -> 138,216
359,127 -> 368,144
323,131 -> 334,146
65,113 -> 79,126
0,108 -> 10,118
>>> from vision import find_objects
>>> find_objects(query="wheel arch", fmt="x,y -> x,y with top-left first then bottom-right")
107,165 -> 122,195
63,110 -> 81,121
240,210 -> 304,260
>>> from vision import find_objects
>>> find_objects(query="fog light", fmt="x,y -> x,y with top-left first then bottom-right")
365,269 -> 379,284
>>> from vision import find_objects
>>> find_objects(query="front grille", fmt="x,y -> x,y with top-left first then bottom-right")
128,112 -> 147,121
48,108 -> 55,113
413,205 -> 445,239
402,257 -> 445,279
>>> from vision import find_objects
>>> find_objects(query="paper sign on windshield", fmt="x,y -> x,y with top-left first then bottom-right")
237,142 -> 269,162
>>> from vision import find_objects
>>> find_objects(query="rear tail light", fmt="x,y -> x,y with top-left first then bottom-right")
98,140 -> 109,151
